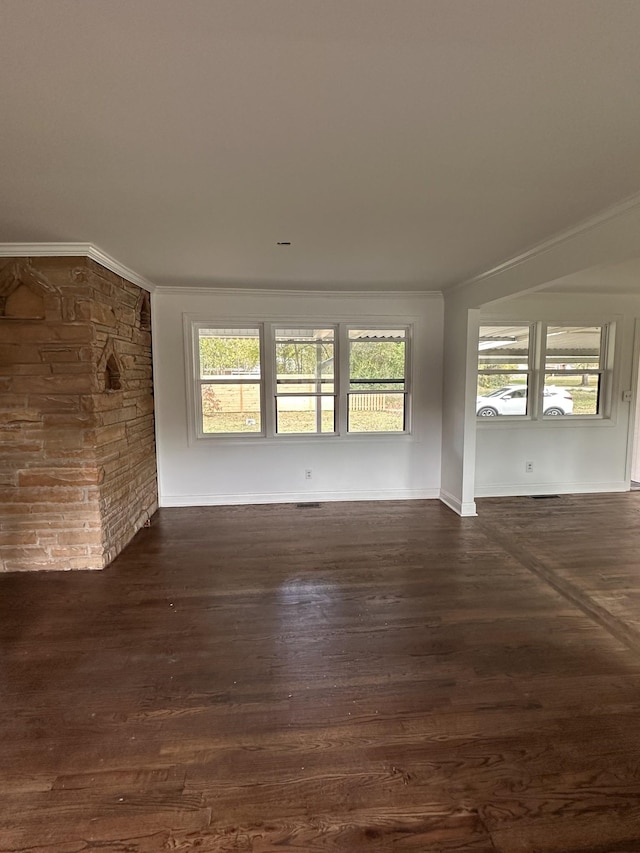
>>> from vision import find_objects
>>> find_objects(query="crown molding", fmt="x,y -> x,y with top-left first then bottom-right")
447,189 -> 640,295
0,242 -> 156,292
155,284 -> 442,298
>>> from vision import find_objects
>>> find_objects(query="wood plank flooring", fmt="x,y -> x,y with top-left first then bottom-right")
478,492 -> 640,652
2,498 -> 640,851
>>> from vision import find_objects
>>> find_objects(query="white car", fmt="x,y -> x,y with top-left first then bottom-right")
476,385 -> 573,417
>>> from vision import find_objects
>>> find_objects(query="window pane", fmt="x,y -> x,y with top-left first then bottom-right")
478,325 -> 530,371
321,396 -> 335,433
201,384 -> 261,433
545,326 -> 603,370
476,379 -> 528,417
275,329 -> 334,380
276,396 -> 335,434
276,380 -> 334,394
544,374 -> 599,415
349,329 -> 405,392
348,393 -> 405,432
349,380 -> 404,392
199,328 -> 261,379
350,329 -> 406,340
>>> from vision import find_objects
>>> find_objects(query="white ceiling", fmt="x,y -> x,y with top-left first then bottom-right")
2,0 -> 640,291
546,257 -> 640,296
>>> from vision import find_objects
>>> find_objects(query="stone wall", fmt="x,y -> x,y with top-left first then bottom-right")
0,257 -> 157,571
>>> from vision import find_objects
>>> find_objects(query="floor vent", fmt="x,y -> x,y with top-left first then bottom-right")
530,495 -> 560,500
296,502 -> 321,508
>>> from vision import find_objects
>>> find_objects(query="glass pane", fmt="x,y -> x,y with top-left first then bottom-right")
276,395 -> 335,434
544,374 -> 599,415
275,329 -> 334,381
478,325 -> 530,371
199,328 -> 261,379
545,326 -> 603,371
349,329 -> 406,340
201,384 -> 261,433
348,393 -> 405,432
276,380 -> 334,394
349,331 -> 405,392
321,396 -> 335,433
349,379 -> 404,392
476,376 -> 528,418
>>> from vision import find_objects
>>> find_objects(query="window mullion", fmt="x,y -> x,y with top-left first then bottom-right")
404,323 -> 412,431
530,321 -> 543,419
338,325 -> 349,435
315,341 -> 322,433
263,323 -> 276,438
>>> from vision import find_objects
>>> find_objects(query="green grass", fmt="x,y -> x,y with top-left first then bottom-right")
567,389 -> 598,415
203,409 -> 404,434
277,411 -> 335,433
347,410 -> 404,432
203,412 -> 262,433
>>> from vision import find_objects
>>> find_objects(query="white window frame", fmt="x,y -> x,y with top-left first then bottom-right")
476,322 -> 534,420
541,322 -> 611,419
186,317 -> 413,441
345,325 -> 411,435
271,325 -> 339,437
191,322 -> 266,439
476,320 -> 615,424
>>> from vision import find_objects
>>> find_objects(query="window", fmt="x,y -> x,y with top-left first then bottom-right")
477,324 -> 531,417
477,321 -> 611,421
544,325 -> 605,416
191,322 -> 412,438
274,328 -> 336,434
348,328 -> 408,433
197,327 -> 263,434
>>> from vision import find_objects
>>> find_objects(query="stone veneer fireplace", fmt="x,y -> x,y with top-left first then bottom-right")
0,256 -> 158,571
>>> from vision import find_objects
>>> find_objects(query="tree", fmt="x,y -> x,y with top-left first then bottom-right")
350,341 -> 405,389
199,335 -> 260,376
275,342 -> 333,377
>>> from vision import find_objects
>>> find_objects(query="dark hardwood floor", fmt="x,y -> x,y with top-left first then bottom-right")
2,497 -> 640,852
478,492 -> 640,653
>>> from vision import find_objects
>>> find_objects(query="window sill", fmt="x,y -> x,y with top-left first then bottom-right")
476,414 -> 614,428
191,431 -> 414,446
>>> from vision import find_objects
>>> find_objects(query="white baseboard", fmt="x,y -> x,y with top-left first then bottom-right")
159,487 -> 440,508
439,489 -> 478,517
474,480 -> 629,498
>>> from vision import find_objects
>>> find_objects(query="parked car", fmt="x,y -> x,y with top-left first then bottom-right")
476,385 -> 573,417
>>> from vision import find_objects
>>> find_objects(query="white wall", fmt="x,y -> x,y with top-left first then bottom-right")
440,293 -> 479,516
631,357 -> 640,482
153,288 -> 443,507
475,293 -> 640,497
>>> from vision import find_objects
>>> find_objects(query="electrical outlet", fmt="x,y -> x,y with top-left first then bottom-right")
305,469 -> 312,480
525,461 -> 533,473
